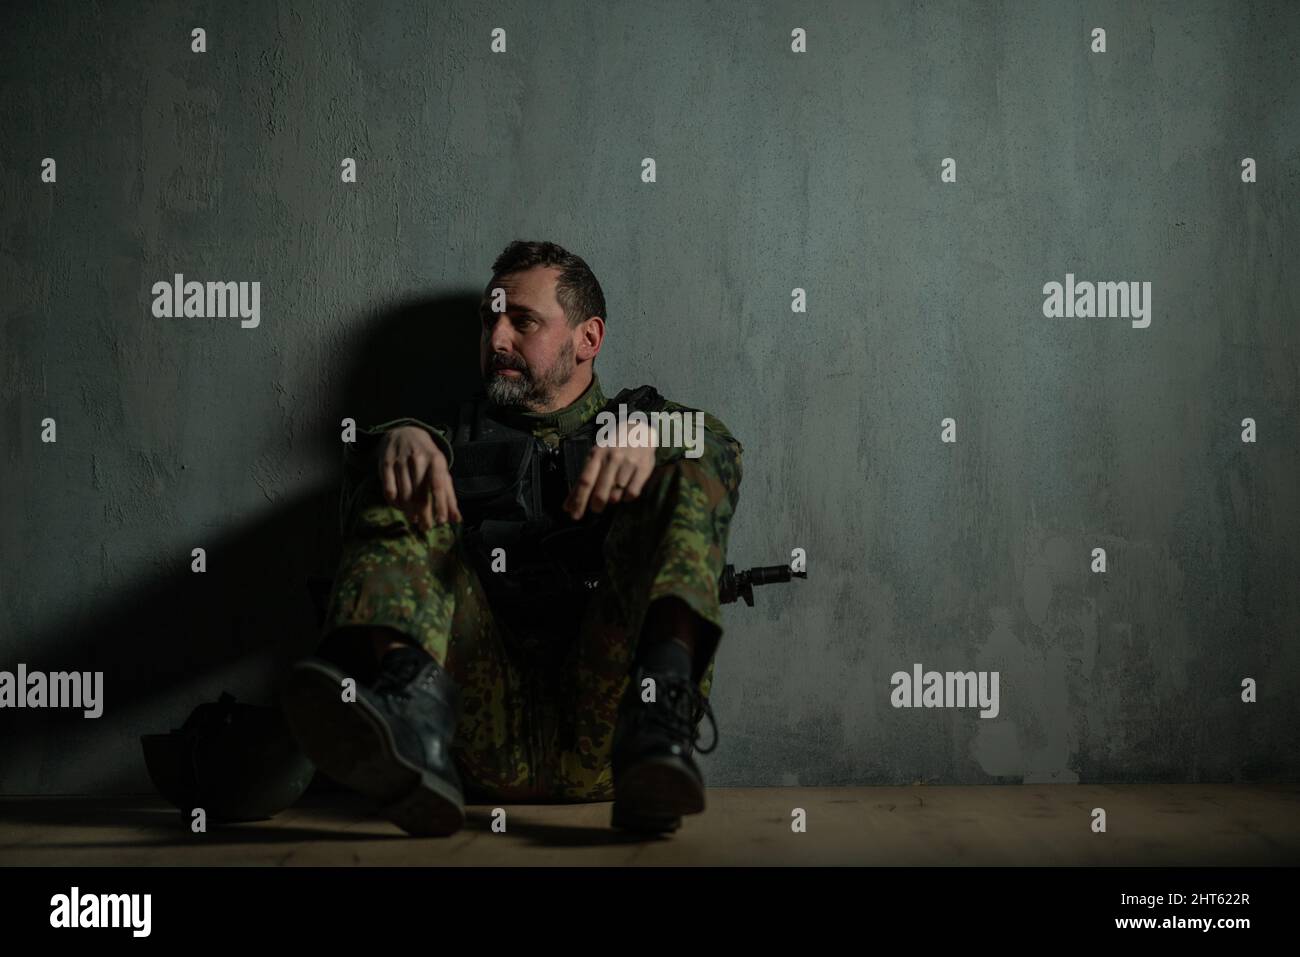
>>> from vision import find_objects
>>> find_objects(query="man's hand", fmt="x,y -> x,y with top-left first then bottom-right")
379,426 -> 461,533
565,419 -> 655,520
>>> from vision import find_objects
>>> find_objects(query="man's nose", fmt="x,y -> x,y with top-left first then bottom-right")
485,315 -> 514,353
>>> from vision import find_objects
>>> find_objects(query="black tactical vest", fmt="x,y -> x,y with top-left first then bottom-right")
450,385 -> 666,649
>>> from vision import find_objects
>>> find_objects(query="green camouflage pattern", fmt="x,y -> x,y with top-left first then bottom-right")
323,374 -> 743,802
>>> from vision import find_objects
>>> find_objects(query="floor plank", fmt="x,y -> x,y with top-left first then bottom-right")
1,785 -> 1297,866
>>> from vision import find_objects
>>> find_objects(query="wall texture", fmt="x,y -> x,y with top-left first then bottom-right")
1,0 -> 1297,794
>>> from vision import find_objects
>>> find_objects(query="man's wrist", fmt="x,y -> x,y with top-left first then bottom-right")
366,418 -> 455,469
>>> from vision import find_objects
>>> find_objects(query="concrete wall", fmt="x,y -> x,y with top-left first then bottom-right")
1,0 -> 1297,794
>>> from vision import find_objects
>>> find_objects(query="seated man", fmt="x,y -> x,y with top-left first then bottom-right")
281,240 -> 743,836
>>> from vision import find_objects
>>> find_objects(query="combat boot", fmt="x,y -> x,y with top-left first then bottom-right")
281,645 -> 466,837
610,665 -> 718,833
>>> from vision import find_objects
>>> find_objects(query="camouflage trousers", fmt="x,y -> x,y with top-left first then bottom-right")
322,455 -> 741,803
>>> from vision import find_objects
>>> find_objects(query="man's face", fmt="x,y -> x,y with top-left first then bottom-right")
479,265 -> 579,410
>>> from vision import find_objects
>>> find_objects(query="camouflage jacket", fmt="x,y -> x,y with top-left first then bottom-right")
338,373 -> 743,534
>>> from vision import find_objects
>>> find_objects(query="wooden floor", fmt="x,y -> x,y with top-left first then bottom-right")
1,784 -> 1297,866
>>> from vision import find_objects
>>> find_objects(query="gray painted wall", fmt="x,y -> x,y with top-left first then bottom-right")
2,0 -> 1297,794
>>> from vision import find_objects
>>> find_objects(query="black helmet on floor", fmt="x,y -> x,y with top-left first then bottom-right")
141,692 -> 315,822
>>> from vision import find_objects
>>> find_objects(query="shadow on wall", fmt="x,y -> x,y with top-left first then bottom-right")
0,293 -> 484,800
345,293 -> 485,429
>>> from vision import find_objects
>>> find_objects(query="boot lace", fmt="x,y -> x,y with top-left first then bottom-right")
643,674 -> 719,755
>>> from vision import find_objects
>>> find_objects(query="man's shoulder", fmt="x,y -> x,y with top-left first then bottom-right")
617,385 -> 740,445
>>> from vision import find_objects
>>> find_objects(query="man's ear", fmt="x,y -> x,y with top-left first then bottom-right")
576,316 -> 604,361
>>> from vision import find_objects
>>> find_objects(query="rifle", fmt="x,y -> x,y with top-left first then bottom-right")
718,563 -> 806,607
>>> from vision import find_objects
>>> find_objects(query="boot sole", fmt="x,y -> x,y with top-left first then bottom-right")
611,802 -> 681,834
281,660 -> 465,837
611,753 -> 705,832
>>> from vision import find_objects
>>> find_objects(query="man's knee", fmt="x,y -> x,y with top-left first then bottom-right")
618,454 -> 741,544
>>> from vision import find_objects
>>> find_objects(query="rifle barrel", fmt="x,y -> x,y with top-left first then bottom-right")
744,564 -> 795,586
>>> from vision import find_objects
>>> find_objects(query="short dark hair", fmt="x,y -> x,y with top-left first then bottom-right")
488,240 -> 606,328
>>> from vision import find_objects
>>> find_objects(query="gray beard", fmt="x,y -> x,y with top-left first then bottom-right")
484,339 -> 575,410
